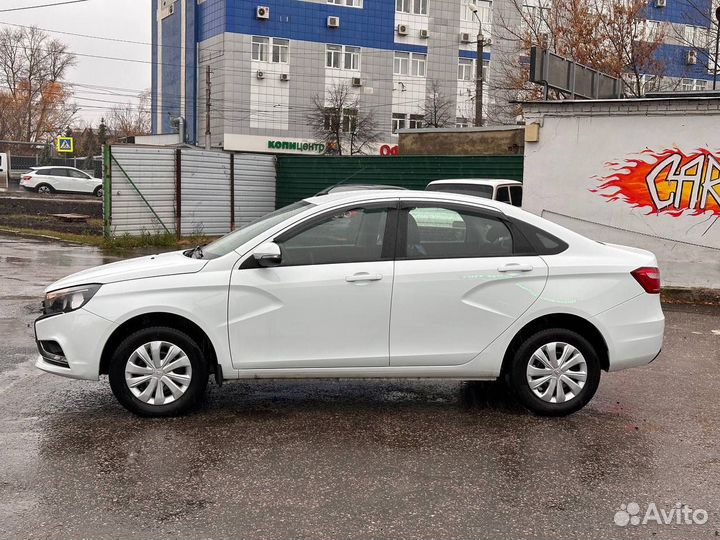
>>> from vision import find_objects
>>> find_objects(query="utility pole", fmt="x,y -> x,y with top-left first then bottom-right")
714,6 -> 720,90
469,4 -> 484,126
205,65 -> 211,150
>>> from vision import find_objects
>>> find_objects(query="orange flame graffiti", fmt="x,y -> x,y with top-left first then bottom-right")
592,148 -> 720,217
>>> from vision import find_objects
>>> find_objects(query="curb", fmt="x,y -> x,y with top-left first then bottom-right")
661,287 -> 720,306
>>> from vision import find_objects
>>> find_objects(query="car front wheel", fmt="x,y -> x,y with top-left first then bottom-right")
94,186 -> 103,198
507,328 -> 601,416
109,326 -> 209,417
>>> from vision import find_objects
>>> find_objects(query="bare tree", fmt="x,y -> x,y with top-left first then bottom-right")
107,90 -> 151,139
307,82 -> 382,156
0,26 -> 77,145
489,0 -> 667,120
421,79 -> 454,128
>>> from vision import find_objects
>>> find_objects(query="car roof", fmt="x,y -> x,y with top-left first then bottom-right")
426,178 -> 522,187
31,165 -> 76,170
304,189 -> 506,212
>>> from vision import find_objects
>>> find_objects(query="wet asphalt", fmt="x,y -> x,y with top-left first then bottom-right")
0,233 -> 719,539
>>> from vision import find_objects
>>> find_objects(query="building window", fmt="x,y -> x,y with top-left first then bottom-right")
272,38 -> 289,63
327,44 -> 360,70
394,52 -> 426,76
458,58 -> 474,80
342,108 -> 358,132
684,25 -> 708,48
251,36 -> 270,62
396,0 -> 427,15
392,113 -> 407,133
328,0 -> 363,6
408,114 -> 424,129
462,0 -> 492,23
344,46 -> 360,70
681,78 -> 708,91
253,36 -> 288,63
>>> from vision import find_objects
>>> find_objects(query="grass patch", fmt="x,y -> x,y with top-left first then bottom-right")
0,226 -> 218,251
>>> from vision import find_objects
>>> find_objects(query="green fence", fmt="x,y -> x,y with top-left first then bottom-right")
275,155 -> 524,207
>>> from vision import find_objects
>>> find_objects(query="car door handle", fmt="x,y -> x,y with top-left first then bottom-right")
345,272 -> 383,282
498,263 -> 534,273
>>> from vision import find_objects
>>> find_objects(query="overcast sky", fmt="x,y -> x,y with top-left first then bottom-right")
0,0 -> 151,125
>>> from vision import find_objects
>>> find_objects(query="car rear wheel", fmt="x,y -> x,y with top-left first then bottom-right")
36,184 -> 54,194
109,326 -> 209,417
507,328 -> 601,416
94,186 -> 103,198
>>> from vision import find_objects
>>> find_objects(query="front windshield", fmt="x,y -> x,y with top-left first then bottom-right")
201,201 -> 313,258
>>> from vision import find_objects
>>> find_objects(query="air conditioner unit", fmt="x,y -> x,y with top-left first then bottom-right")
327,16 -> 340,28
460,32 -> 472,43
655,0 -> 666,6
419,28 -> 429,39
280,73 -> 290,82
687,50 -> 698,65
351,77 -> 362,87
397,24 -> 409,36
256,5 -> 270,19
256,70 -> 265,79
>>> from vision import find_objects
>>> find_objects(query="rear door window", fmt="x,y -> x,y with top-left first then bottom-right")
51,168 -> 69,177
509,185 -> 523,207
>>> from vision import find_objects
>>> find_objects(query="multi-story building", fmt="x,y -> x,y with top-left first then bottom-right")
151,0 -> 717,154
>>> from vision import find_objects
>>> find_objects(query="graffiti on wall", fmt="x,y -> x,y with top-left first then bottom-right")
592,148 -> 720,217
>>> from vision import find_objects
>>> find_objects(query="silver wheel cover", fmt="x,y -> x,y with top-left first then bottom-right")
526,342 -> 588,404
124,341 -> 192,406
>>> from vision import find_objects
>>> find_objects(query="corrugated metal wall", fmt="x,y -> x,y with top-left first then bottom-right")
234,154 -> 277,228
275,155 -> 524,207
181,149 -> 232,236
110,146 -> 177,235
108,146 -> 276,237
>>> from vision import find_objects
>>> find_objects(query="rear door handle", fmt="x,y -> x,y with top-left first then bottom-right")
498,263 -> 534,273
346,272 -> 383,282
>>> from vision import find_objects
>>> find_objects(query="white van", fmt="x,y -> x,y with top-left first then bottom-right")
426,178 -> 523,207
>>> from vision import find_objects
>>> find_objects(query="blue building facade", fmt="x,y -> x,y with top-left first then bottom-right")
152,0 -> 717,151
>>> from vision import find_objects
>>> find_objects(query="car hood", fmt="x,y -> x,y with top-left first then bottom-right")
45,250 -> 208,292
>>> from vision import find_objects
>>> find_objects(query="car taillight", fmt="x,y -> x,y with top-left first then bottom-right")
22,175 -> 31,181
631,267 -> 661,294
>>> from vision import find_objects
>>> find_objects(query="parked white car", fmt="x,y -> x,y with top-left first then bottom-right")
20,166 -> 103,197
35,190 -> 664,417
427,178 -> 523,207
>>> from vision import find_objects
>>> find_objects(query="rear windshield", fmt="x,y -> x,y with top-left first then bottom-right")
426,183 -> 493,199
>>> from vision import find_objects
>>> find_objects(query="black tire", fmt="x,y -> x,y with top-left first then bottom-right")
36,183 -> 54,194
507,328 -> 601,416
94,186 -> 103,198
109,326 -> 209,417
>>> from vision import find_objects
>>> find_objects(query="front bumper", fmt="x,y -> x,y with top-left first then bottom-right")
34,307 -> 116,380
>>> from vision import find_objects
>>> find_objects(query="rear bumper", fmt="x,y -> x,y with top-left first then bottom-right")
593,293 -> 665,372
34,308 -> 116,380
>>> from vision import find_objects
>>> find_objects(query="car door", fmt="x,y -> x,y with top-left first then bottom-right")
228,202 -> 397,369
49,168 -> 71,191
67,169 -> 95,193
389,201 -> 548,367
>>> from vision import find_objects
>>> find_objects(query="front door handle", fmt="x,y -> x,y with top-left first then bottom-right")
498,263 -> 534,273
345,272 -> 383,282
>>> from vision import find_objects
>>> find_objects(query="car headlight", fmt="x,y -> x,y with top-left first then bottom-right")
43,284 -> 102,316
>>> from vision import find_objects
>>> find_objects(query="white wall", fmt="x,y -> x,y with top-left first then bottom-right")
523,99 -> 720,289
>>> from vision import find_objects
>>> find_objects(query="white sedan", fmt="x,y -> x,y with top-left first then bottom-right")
20,166 -> 103,197
35,190 -> 664,417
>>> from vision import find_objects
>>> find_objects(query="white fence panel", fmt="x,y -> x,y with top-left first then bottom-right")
181,149 -> 231,236
110,146 -> 176,235
234,154 -> 276,228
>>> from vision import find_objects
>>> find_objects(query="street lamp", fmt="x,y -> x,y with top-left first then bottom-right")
468,3 -> 485,126
714,6 -> 720,90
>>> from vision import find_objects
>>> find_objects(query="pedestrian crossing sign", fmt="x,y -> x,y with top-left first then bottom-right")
56,136 -> 74,153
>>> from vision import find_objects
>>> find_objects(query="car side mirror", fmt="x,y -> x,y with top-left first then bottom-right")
252,242 -> 282,267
